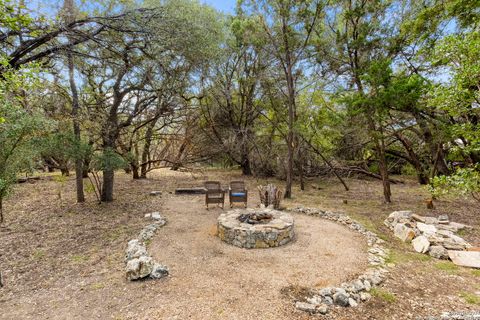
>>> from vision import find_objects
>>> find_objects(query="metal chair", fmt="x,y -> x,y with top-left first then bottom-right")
205,181 -> 225,209
229,181 -> 248,208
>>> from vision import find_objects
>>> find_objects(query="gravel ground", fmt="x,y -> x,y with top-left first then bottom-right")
142,194 -> 368,320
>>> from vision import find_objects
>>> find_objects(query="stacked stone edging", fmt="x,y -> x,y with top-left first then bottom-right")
217,208 -> 295,249
125,212 -> 169,281
384,211 -> 473,260
290,206 -> 390,315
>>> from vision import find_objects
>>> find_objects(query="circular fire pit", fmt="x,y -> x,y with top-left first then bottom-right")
217,208 -> 295,249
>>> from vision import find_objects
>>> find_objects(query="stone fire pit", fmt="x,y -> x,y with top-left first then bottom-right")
217,208 -> 295,249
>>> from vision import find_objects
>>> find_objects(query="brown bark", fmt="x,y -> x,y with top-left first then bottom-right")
0,198 -> 3,224
394,132 -> 429,185
140,122 -> 154,179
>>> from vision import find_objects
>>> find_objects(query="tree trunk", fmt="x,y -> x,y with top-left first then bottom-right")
132,164 -> 140,179
101,169 -> 114,202
101,132 -> 116,202
68,52 -> 85,203
63,0 -> 84,203
415,114 -> 449,175
240,134 -> 252,176
140,122 -> 154,179
0,198 -> 3,224
395,132 -> 429,185
60,166 -> 70,176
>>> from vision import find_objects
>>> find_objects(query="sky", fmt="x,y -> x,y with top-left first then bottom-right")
26,0 -> 237,16
202,0 -> 236,13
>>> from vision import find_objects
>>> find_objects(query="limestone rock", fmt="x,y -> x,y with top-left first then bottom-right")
348,298 -> 358,307
428,246 -> 448,259
416,222 -> 437,235
150,263 -> 169,279
360,292 -> 371,301
394,223 -> 416,242
125,239 -> 147,261
295,302 -> 317,313
411,214 -> 426,222
151,212 -> 163,221
448,251 -> 480,268
424,217 -> 438,225
449,222 -> 468,231
323,296 -> 333,305
126,256 -> 154,280
438,214 -> 449,224
436,223 -> 460,233
333,292 -> 350,307
386,211 -> 412,228
363,280 -> 371,292
317,304 -> 329,314
139,224 -> 159,241
412,236 -> 430,253
149,191 -> 162,196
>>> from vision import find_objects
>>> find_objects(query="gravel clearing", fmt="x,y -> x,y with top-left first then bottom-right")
142,194 -> 368,319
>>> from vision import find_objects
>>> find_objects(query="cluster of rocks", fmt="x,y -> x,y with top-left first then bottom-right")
291,207 -> 390,315
125,212 -> 169,281
217,208 -> 295,249
384,211 -> 478,267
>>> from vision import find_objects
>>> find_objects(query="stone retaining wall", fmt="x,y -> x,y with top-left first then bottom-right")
217,208 -> 295,249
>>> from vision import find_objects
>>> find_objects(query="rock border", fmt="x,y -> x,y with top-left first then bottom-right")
384,211 -> 478,268
290,206 -> 390,315
125,212 -> 169,281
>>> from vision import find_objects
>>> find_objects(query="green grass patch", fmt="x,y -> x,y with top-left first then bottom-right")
371,288 -> 396,303
385,249 -> 431,265
71,254 -> 89,264
434,261 -> 459,274
32,249 -> 45,260
90,282 -> 105,290
472,269 -> 480,277
459,291 -> 480,305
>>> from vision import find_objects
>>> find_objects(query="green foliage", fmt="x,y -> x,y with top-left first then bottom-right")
90,149 -> 127,172
429,167 -> 480,201
0,70 -> 49,207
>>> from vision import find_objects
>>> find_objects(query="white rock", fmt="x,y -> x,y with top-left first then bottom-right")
416,222 -> 437,235
363,280 -> 371,292
449,222 -> 468,230
412,235 -> 430,253
448,251 -> 480,268
394,223 -> 416,242
360,292 -> 371,301
317,304 -> 328,314
125,239 -> 147,261
424,217 -> 438,224
126,256 -> 154,280
306,296 -> 322,305
151,212 -> 163,220
428,246 -> 449,259
348,298 -> 358,307
295,302 -> 317,313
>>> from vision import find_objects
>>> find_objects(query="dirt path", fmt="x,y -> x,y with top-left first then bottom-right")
141,193 -> 368,320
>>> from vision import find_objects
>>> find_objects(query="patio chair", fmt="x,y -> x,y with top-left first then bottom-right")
229,181 -> 248,208
205,181 -> 225,209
